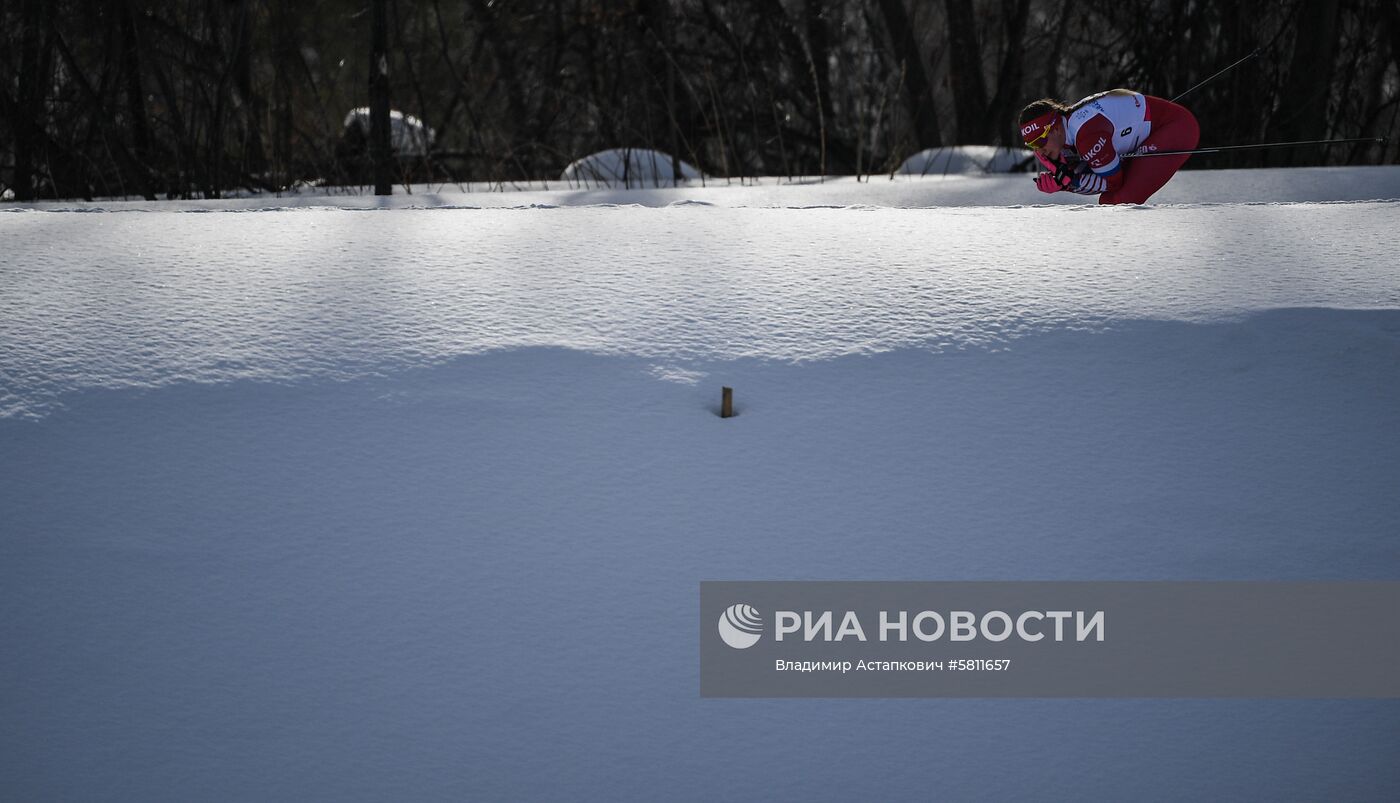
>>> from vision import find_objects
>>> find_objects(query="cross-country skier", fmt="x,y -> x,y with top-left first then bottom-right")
1018,89 -> 1199,204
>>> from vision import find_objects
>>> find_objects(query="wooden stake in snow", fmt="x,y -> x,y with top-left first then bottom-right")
721,387 -> 734,418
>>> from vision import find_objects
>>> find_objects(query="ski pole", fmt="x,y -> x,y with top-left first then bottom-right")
1171,48 -> 1262,104
1122,137 -> 1387,159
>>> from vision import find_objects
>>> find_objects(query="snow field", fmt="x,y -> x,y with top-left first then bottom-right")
2,169 -> 1399,800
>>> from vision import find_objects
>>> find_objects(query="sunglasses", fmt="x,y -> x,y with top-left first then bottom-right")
1024,117 -> 1057,149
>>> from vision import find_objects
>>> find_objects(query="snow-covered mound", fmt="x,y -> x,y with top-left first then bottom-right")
561,148 -> 702,187
897,145 -> 1031,175
342,108 -> 435,156
2,201 -> 1399,419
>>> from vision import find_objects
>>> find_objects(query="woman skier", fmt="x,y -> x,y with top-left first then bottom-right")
1018,89 -> 1199,204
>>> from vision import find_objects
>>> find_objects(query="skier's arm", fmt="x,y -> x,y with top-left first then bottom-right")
1072,115 -> 1126,195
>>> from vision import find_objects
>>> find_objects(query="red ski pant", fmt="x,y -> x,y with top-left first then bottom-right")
1099,96 -> 1199,205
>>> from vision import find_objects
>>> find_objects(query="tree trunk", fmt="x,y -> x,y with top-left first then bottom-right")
985,0 -> 1031,146
805,1 -> 843,171
468,0 -> 528,178
877,0 -> 941,148
638,0 -> 680,181
370,0 -> 394,195
271,2 -> 297,188
1221,1 -> 1267,167
944,0 -> 988,143
1273,0 -> 1342,166
14,0 -> 45,200
1044,0 -> 1075,101
231,0 -> 266,182
118,0 -> 157,200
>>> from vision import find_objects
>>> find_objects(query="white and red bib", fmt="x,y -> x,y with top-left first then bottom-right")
1065,90 -> 1153,176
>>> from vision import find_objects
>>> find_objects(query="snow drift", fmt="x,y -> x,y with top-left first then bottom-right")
342,108 -> 436,156
560,147 -> 703,187
896,144 -> 1031,175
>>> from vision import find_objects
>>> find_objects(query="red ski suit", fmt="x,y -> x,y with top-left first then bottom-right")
1066,91 -> 1200,204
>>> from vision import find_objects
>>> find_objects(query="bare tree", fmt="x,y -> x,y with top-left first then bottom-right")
13,0 -> 50,200
370,0 -> 393,194
878,0 -> 942,149
1273,1 -> 1343,166
985,0 -> 1031,145
118,0 -> 156,199
944,0 -> 989,143
3,0 -> 1395,201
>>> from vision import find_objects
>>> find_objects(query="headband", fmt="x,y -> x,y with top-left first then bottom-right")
1020,111 -> 1059,145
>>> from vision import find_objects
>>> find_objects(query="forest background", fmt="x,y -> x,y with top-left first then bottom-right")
2,0 -> 1396,200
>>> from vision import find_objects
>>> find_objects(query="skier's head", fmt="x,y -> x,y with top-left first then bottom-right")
1019,99 -> 1070,159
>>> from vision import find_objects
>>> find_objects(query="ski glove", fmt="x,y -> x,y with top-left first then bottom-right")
1034,172 -> 1070,193
1033,151 -> 1077,194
